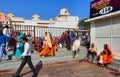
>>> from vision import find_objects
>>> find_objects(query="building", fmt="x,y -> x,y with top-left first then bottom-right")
0,8 -> 79,37
0,12 -> 11,26
86,0 -> 120,59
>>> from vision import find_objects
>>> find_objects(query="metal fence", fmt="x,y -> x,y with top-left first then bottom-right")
11,25 -> 73,38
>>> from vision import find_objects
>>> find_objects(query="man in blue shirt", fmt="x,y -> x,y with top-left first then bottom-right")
0,30 -> 11,62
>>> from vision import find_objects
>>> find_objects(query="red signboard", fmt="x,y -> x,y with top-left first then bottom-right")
90,0 -> 120,18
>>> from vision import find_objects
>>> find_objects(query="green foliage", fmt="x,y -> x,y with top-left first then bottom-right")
78,18 -> 90,30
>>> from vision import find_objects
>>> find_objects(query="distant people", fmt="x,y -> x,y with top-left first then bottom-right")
52,37 -> 58,56
60,32 -> 65,47
87,43 -> 97,61
9,29 -> 17,54
3,25 -> 10,51
3,25 -> 10,37
72,36 -> 81,58
65,31 -> 71,50
38,37 -> 43,48
86,34 -> 90,49
12,37 -> 37,77
97,44 -> 114,67
34,37 -> 43,52
0,30 -> 11,62
49,32 -> 52,40
70,31 -> 75,45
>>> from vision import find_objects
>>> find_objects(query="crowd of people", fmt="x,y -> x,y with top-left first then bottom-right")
0,25 -> 115,76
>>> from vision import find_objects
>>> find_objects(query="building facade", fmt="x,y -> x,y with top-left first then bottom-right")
86,0 -> 120,59
0,8 -> 79,37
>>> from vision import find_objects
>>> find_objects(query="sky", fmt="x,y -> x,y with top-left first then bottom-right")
0,0 -> 93,20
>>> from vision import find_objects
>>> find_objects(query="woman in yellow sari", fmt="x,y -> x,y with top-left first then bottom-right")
40,32 -> 53,57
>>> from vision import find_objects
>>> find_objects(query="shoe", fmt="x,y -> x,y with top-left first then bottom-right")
32,73 -> 37,77
12,74 -> 21,77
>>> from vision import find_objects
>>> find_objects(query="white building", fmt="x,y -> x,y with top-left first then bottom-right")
9,8 -> 79,37
86,0 -> 120,59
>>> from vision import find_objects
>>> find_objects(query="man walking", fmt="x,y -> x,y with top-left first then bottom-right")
0,30 -> 10,62
12,37 -> 37,77
3,25 -> 10,51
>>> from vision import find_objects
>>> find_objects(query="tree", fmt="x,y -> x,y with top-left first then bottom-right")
78,18 -> 90,30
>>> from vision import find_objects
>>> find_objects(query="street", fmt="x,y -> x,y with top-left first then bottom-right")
0,60 -> 120,77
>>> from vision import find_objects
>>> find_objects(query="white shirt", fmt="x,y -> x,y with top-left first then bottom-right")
21,42 -> 31,56
72,39 -> 81,51
3,28 -> 9,37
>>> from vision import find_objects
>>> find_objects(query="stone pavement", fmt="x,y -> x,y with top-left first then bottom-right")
0,46 -> 120,77
0,60 -> 120,77
0,46 -> 87,70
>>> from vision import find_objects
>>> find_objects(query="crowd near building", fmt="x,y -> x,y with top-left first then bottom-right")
86,0 -> 120,59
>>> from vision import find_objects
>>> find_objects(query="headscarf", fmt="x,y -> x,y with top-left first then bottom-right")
45,32 -> 52,48
104,44 -> 113,57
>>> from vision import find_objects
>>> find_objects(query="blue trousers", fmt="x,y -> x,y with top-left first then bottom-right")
0,43 -> 9,61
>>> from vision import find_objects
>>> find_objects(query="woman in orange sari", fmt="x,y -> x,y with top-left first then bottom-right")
97,44 -> 114,67
40,32 -> 53,57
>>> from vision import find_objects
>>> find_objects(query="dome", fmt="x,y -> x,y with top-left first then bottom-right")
60,8 -> 69,15
32,14 -> 40,20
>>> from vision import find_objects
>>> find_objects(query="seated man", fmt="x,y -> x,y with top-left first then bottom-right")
87,43 -> 97,61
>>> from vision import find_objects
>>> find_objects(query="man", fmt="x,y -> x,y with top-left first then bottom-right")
3,25 -> 10,51
72,36 -> 81,58
87,43 -> 98,61
12,37 -> 37,77
0,30 -> 10,62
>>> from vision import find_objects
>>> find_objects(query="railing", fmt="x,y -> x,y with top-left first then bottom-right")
9,25 -> 73,40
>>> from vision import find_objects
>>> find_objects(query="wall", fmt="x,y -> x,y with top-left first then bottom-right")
90,16 -> 120,59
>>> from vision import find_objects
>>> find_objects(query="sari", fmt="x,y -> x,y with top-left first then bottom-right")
40,32 -> 53,57
97,44 -> 114,65
102,44 -> 114,64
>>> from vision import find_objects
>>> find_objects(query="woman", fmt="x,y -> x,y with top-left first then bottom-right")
97,44 -> 114,67
15,32 -> 24,59
40,32 -> 53,57
15,40 -> 24,59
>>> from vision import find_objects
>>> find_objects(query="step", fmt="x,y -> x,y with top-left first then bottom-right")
108,60 -> 120,71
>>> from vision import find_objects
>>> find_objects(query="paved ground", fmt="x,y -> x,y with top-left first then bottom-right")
0,60 -> 120,77
0,46 -> 87,70
0,46 -> 120,77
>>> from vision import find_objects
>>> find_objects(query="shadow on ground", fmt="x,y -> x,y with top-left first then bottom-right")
20,60 -> 43,77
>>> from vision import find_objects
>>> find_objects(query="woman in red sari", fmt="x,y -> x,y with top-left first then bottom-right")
97,44 -> 114,67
